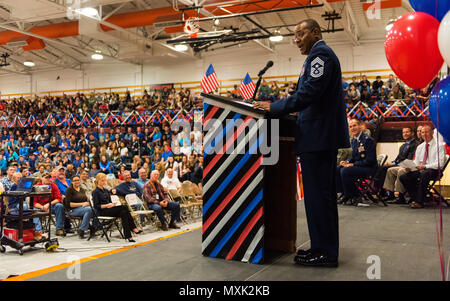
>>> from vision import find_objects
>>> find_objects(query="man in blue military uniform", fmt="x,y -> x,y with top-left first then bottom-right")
336,119 -> 377,205
254,19 -> 349,267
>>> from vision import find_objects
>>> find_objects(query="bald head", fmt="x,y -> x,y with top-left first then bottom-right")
150,170 -> 160,182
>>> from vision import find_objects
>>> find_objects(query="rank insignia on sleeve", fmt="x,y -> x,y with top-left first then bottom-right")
310,57 -> 324,78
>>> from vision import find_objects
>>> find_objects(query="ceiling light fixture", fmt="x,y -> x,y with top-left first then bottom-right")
269,31 -> 283,42
23,61 -> 35,67
91,50 -> 103,60
78,7 -> 99,18
174,44 -> 188,52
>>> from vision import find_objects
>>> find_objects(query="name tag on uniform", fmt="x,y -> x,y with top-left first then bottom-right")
155,194 -> 159,200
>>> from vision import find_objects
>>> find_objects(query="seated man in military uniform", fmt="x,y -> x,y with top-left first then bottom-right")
337,119 -> 377,205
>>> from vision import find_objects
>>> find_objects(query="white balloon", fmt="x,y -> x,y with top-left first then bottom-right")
438,10 -> 450,68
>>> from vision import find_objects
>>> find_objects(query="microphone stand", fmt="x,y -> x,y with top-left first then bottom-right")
250,76 -> 263,102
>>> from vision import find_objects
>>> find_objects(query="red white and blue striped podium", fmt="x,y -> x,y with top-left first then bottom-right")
201,93 -> 297,264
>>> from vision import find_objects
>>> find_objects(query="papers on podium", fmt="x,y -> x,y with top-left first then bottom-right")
398,159 -> 417,171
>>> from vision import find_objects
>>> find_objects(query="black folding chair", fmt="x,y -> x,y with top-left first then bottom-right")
425,155 -> 450,207
356,154 -> 389,206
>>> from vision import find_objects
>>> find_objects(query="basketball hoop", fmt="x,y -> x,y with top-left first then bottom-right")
184,17 -> 200,38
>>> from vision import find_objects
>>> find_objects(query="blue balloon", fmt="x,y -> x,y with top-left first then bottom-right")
409,0 -> 450,22
429,75 -> 450,144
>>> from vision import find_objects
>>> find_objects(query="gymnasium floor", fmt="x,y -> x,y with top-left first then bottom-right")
1,201 -> 449,281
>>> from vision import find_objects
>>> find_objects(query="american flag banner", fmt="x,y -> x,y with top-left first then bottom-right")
239,73 -> 256,100
296,157 -> 304,200
201,64 -> 220,93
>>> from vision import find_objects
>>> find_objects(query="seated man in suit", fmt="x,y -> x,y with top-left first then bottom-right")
337,119 -> 377,205
379,127 -> 419,204
399,125 -> 446,209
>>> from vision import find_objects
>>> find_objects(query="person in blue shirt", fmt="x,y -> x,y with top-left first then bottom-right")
136,168 -> 149,192
342,79 -> 349,94
98,128 -> 107,141
19,141 -> 30,158
99,155 -> 113,174
8,148 -> 19,162
72,154 -> 84,169
161,144 -> 173,162
53,166 -> 73,231
0,154 -> 7,174
7,137 -> 18,150
58,134 -> 70,147
151,127 -> 162,144
54,167 -> 72,196
136,127 -> 144,140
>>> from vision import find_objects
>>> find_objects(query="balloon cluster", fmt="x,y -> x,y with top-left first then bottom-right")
385,1 -> 450,143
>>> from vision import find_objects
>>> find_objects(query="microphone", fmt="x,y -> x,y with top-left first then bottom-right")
258,60 -> 274,77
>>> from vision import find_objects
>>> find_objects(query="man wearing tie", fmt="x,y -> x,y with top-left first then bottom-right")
399,125 -> 446,209
253,19 -> 349,267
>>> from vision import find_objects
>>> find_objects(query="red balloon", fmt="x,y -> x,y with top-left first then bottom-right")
385,12 -> 444,89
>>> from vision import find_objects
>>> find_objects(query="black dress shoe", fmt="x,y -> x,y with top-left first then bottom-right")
294,251 -> 338,268
338,196 -> 350,204
388,197 -> 407,204
134,230 -> 143,234
296,248 -> 313,258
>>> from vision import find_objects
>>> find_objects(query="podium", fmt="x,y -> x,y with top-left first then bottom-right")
201,93 -> 297,264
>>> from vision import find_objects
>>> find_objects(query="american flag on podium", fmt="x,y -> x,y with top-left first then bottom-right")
297,157 -> 304,201
239,73 -> 256,100
201,64 -> 220,93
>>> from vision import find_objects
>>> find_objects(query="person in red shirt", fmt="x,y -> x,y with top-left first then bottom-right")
33,172 -> 66,236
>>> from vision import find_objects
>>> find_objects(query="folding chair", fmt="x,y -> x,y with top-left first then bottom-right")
168,189 -> 192,223
181,181 -> 203,218
124,194 -> 155,230
355,154 -> 389,206
425,155 -> 450,207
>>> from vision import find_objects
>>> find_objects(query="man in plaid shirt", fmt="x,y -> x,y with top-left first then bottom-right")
143,170 -> 180,231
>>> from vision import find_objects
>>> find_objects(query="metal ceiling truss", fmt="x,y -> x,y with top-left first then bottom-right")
163,2 -> 326,52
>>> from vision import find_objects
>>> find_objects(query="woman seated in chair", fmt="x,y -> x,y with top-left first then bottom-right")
65,175 -> 94,239
92,173 -> 142,242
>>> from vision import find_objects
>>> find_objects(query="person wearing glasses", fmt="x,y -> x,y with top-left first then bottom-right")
254,19 -> 349,267
65,175 -> 94,239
